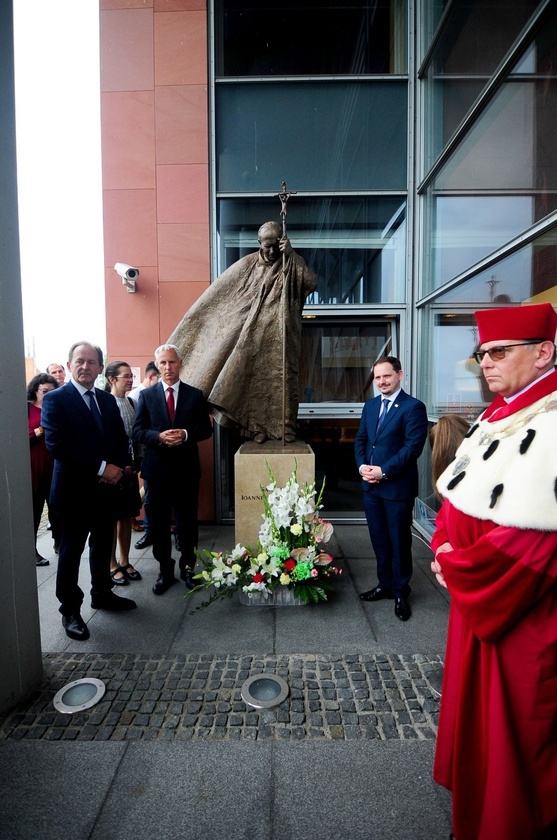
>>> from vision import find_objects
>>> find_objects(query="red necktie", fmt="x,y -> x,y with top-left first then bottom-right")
166,387 -> 175,424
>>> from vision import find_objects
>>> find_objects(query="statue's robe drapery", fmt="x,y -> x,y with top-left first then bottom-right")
431,369 -> 557,840
168,249 -> 317,440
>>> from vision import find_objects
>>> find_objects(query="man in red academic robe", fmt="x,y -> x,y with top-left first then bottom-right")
430,301 -> 557,840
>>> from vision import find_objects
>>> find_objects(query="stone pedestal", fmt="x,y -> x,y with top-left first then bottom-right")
234,440 -> 315,549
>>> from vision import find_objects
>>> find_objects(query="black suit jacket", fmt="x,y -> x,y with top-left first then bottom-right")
354,389 -> 428,502
41,381 -> 129,508
133,381 -> 212,483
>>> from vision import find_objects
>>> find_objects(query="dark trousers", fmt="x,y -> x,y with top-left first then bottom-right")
32,482 -> 57,547
142,478 -> 151,532
148,476 -> 199,579
363,490 -> 414,598
142,478 -> 180,536
54,487 -> 118,615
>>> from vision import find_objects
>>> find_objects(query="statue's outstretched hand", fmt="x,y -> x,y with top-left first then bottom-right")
279,237 -> 293,257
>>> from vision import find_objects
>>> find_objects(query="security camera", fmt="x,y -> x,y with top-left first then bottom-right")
114,262 -> 139,293
114,262 -> 139,281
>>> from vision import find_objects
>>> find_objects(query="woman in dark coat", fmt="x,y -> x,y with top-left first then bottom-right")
27,373 -> 58,565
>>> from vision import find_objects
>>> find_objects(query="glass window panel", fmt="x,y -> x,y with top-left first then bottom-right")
425,196 -> 537,291
434,224 -> 557,304
422,56 -> 557,294
425,5 -> 557,182
217,196 -> 407,303
422,0 -> 540,163
427,0 -> 538,76
215,0 -> 407,77
299,319 -> 394,404
216,82 -> 407,192
426,311 -> 490,417
420,2 -> 447,57
434,82 -> 538,190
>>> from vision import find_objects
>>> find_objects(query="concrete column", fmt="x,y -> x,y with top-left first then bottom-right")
0,0 -> 43,714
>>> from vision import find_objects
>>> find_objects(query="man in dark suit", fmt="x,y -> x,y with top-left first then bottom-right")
354,355 -> 428,621
133,344 -> 213,595
41,342 -> 137,641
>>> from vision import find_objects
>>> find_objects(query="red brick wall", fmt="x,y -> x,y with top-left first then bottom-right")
99,0 -> 214,517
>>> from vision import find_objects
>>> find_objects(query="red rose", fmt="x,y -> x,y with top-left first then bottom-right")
252,573 -> 264,583
284,559 -> 296,572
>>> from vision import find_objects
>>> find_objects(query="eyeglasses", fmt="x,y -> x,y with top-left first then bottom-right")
38,387 -> 54,393
115,374 -> 134,380
473,341 -> 541,363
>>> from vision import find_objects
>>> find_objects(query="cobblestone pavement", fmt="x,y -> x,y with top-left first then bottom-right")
0,652 -> 442,742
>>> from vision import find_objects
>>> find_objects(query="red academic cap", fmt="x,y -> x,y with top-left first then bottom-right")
475,302 -> 557,344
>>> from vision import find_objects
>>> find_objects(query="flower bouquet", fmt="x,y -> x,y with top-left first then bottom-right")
187,464 -> 341,611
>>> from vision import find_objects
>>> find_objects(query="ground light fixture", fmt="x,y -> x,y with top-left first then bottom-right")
240,674 -> 289,709
53,678 -> 106,714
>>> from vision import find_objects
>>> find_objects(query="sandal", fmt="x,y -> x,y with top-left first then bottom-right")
110,567 -> 128,586
122,563 -> 142,581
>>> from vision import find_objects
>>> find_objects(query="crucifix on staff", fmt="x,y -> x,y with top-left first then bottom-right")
276,180 -> 297,445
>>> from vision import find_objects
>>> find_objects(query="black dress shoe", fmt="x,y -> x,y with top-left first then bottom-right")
35,554 -> 50,567
135,533 -> 153,549
152,575 -> 177,595
180,569 -> 196,590
360,586 -> 393,602
62,613 -> 90,641
394,597 -> 411,621
91,592 -> 137,610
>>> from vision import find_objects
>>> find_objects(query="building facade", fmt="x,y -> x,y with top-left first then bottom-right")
100,0 -> 557,529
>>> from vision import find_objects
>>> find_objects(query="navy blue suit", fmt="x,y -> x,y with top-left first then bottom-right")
133,381 -> 212,579
42,381 -> 129,615
354,389 -> 428,597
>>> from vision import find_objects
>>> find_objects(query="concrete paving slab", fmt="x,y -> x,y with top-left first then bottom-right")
273,585 -> 379,654
0,740 -> 452,840
344,558 -> 448,654
0,741 -> 126,840
332,523 -> 375,559
171,588 -> 277,654
273,741 -> 452,840
92,742 -> 273,840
